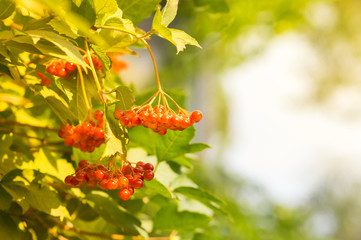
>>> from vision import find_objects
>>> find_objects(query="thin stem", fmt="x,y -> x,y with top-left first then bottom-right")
77,65 -> 91,111
93,25 -> 138,38
163,92 -> 184,111
85,40 -> 104,104
46,218 -> 126,240
140,38 -> 162,91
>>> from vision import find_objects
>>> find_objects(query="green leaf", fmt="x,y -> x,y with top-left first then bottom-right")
174,187 -> 228,215
168,156 -> 192,168
0,185 -> 12,212
0,210 -> 25,240
167,28 -> 201,53
101,104 -> 128,158
22,17 -> 53,31
35,85 -> 77,124
86,191 -> 148,237
1,174 -> 67,217
161,0 -> 179,27
144,178 -> 172,198
117,0 -> 161,25
40,0 -> 105,46
0,0 -> 15,20
93,0 -> 118,16
0,133 -> 13,152
114,85 -> 135,110
48,19 -> 79,39
26,30 -> 86,67
129,126 -> 208,162
101,9 -> 137,35
153,203 -> 211,231
152,8 -> 201,54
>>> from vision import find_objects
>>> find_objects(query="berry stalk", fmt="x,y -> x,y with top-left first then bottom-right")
77,65 -> 91,111
85,40 -> 104,104
140,38 -> 162,91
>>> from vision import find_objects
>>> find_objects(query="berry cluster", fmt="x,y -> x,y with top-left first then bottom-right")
85,57 -> 103,70
64,160 -> 155,201
114,105 -> 203,135
37,72 -> 51,86
46,60 -> 76,78
107,53 -> 129,73
58,110 -> 105,152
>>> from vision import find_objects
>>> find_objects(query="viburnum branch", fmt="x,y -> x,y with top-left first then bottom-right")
92,25 -> 138,38
84,40 -> 105,104
46,217 -> 127,240
140,38 -> 162,91
77,65 -> 91,112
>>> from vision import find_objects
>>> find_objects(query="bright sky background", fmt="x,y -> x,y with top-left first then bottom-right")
222,33 -> 361,206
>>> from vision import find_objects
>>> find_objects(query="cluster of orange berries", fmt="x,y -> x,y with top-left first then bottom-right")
84,57 -> 103,70
113,105 -> 203,135
58,110 -> 105,152
65,160 -> 155,200
107,53 -> 129,73
46,59 -> 77,78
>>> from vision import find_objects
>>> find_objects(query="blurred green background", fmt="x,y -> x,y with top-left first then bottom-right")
120,0 -> 361,239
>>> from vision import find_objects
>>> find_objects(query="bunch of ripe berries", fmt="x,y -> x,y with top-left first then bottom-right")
113,105 -> 203,135
46,59 -> 77,78
64,160 -> 155,200
58,110 -> 105,152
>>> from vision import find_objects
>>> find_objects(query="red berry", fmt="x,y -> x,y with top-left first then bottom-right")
143,163 -> 154,171
118,176 -> 129,189
114,110 -> 124,120
128,186 -> 134,195
133,179 -> 143,189
190,110 -> 203,123
46,65 -> 57,75
65,62 -> 76,71
41,77 -> 51,86
94,128 -> 104,139
78,160 -> 89,169
122,165 -> 132,175
125,175 -> 134,185
143,170 -> 154,181
65,175 -> 72,185
181,117 -> 191,128
94,170 -> 105,182
75,171 -> 87,181
120,116 -> 130,126
134,166 -> 144,174
99,179 -> 109,189
70,176 -> 80,186
94,110 -> 103,121
158,130 -> 167,135
119,189 -> 131,201
57,68 -> 68,78
136,161 -> 144,167
106,179 -> 118,190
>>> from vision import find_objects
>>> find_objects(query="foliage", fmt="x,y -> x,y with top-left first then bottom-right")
0,0 -> 219,239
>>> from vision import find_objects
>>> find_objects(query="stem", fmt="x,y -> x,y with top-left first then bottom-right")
77,65 -> 91,111
93,25 -> 138,38
46,218 -> 127,240
85,40 -> 104,104
162,92 -> 184,111
140,38 -> 162,91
